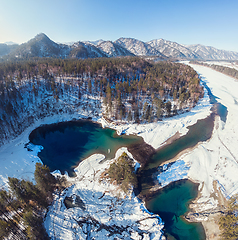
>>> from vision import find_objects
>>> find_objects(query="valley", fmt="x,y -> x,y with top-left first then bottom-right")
0,56 -> 238,239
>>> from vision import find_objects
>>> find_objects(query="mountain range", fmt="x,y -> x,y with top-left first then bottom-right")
1,33 -> 238,61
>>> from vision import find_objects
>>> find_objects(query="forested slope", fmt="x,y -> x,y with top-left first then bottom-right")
0,57 -> 203,146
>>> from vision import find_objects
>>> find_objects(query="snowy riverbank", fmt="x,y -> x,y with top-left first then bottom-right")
185,64 -> 238,204
152,64 -> 238,211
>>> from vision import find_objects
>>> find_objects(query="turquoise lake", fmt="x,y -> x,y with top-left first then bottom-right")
29,120 -> 142,176
146,179 -> 206,240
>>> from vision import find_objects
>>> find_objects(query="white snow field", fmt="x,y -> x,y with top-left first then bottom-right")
184,64 -> 238,208
1,62 -> 238,238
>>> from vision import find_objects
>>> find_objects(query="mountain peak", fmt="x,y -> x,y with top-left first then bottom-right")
34,33 -> 50,41
29,33 -> 55,46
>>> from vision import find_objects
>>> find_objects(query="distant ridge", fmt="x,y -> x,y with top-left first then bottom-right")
115,37 -> 167,58
1,33 -> 238,61
97,41 -> 135,57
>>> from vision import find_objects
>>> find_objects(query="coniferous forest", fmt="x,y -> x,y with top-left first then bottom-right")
0,57 -> 203,146
191,61 -> 238,80
0,163 -> 66,239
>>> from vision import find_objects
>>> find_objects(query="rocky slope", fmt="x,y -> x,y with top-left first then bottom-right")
185,44 -> 238,60
114,37 -> 166,58
147,38 -> 199,59
69,41 -> 107,58
97,40 -> 134,57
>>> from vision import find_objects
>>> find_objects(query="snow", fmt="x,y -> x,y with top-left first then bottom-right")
185,44 -> 238,60
147,39 -> 199,59
183,63 -> 238,206
44,151 -> 164,239
100,85 -> 211,150
157,160 -> 190,188
115,38 -> 164,57
204,61 -> 238,71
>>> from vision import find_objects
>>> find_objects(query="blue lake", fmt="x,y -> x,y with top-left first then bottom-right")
29,120 -> 142,177
146,179 -> 206,240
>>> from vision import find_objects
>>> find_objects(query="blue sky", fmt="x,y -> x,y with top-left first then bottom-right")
0,0 -> 238,51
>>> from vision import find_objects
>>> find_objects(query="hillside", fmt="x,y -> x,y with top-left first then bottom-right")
186,44 -> 238,60
69,41 -> 107,58
147,39 -> 200,59
0,43 -> 18,57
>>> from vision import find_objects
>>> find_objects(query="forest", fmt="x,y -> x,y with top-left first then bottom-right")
102,152 -> 138,193
219,195 -> 238,239
0,163 -> 66,239
0,57 -> 203,146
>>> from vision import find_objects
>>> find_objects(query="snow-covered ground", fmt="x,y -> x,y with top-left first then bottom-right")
184,64 -> 238,208
100,87 -> 211,150
157,160 -> 190,188
45,149 -> 164,239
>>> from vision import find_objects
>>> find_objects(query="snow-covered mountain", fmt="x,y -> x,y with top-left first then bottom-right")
97,41 -> 134,57
0,43 -> 18,57
84,39 -> 104,46
8,33 -> 70,58
185,44 -> 238,60
147,39 -> 200,59
115,37 -> 167,58
69,41 -> 107,58
6,34 -> 107,59
2,33 -> 238,60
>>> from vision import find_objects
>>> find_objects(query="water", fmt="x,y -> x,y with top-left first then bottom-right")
202,81 -> 227,122
138,113 -> 215,195
146,179 -> 206,240
29,120 -> 142,176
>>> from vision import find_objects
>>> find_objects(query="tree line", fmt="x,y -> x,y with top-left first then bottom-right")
191,61 -> 238,80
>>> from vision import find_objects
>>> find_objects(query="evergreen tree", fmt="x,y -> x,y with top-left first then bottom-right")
34,163 -> 56,199
127,110 -> 132,122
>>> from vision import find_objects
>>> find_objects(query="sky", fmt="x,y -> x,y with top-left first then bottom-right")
0,0 -> 238,51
